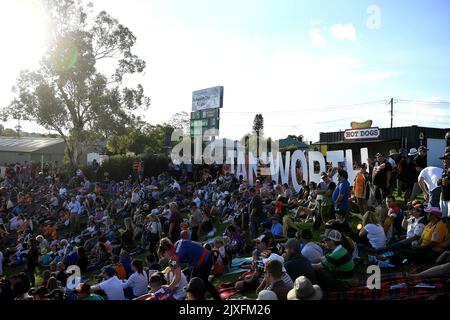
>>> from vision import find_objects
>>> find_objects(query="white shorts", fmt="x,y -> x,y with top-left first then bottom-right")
441,200 -> 450,219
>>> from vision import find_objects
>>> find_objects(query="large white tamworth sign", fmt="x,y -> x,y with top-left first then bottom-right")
170,130 -> 368,192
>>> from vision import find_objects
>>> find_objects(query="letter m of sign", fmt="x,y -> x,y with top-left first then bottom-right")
366,265 -> 381,290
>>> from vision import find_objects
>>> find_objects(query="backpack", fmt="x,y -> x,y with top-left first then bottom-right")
211,250 -> 224,276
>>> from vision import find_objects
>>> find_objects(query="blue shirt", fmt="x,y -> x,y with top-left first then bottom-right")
332,179 -> 350,211
171,240 -> 210,269
271,223 -> 284,238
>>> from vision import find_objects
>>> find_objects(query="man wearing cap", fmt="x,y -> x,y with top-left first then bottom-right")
437,147 -> 450,228
283,238 -> 317,284
418,166 -> 443,207
92,267 -> 125,300
75,283 -> 104,300
312,230 -> 355,291
372,153 -> 392,204
332,169 -> 351,218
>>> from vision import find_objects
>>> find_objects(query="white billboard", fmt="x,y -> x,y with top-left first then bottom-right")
192,86 -> 224,112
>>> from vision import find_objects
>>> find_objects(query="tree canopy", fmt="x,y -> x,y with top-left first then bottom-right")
2,0 -> 150,165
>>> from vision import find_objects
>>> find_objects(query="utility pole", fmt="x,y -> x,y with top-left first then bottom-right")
390,98 -> 394,128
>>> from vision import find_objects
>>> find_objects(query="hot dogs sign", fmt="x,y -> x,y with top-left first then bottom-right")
344,120 -> 380,140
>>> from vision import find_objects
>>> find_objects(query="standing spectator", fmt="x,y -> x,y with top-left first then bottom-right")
158,238 -> 221,300
354,163 -> 369,214
397,148 -> 414,202
372,153 -> 392,204
418,167 -> 444,208
67,196 -> 81,235
332,169 -> 351,218
168,203 -> 182,242
91,159 -> 100,181
410,146 -> 428,200
249,187 -> 263,239
26,239 -> 40,287
189,202 -> 203,242
438,147 -> 450,230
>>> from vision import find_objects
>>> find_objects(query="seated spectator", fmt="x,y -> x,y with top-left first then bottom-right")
74,283 -> 104,300
270,216 -> 284,239
384,196 -> 404,242
111,255 -> 127,280
287,276 -> 323,300
358,211 -> 387,250
298,229 -> 324,264
92,267 -> 125,300
256,290 -> 278,300
122,260 -> 148,300
256,258 -> 293,300
313,230 -> 355,291
185,277 -> 206,301
283,238 -> 317,284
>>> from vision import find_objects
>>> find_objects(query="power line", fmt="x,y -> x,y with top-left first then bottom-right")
397,99 -> 450,105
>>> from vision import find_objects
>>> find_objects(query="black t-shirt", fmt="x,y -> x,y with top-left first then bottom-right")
249,194 -> 263,218
372,160 -> 392,187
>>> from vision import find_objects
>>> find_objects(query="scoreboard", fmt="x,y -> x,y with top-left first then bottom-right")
190,108 -> 220,136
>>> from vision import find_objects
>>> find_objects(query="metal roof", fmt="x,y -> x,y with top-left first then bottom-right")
0,137 -> 65,153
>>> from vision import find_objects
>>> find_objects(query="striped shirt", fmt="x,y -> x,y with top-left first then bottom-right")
321,245 -> 355,285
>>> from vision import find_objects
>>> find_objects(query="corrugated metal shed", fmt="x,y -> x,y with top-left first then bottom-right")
320,126 -> 449,148
0,137 -> 65,153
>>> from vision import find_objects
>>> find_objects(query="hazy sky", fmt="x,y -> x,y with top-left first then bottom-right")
1,0 -> 449,142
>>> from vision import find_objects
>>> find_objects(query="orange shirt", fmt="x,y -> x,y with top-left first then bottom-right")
114,263 -> 127,280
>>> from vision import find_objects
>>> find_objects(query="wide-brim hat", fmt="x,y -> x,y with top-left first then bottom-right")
388,149 -> 399,156
287,276 -> 323,300
408,148 -> 418,156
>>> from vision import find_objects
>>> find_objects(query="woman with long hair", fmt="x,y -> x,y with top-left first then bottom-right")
122,259 -> 148,300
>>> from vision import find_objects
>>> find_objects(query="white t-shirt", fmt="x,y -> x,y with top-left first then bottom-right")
99,276 -> 126,300
166,270 -> 188,300
123,271 -> 149,297
418,167 -> 444,192
301,242 -> 324,264
406,217 -> 426,239
364,224 -> 386,249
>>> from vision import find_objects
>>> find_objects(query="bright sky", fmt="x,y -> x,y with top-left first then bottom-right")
1,0 -> 449,142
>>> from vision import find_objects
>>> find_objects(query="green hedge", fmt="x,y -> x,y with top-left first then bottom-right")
81,154 -> 170,181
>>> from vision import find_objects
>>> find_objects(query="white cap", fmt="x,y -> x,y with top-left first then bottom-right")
262,253 -> 287,272
325,229 -> 342,242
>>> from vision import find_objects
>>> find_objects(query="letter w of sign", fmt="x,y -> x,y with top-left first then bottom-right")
366,265 -> 381,290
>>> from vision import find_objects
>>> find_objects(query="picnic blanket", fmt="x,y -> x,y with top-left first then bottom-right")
217,270 -> 256,300
324,272 -> 450,300
222,257 -> 253,276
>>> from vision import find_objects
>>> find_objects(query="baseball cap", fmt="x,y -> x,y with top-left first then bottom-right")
262,253 -> 287,272
254,235 -> 269,244
184,277 -> 206,294
424,207 -> 442,218
324,229 -> 342,242
375,152 -> 385,157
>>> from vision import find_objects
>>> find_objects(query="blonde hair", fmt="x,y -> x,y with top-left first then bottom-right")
363,211 -> 380,226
